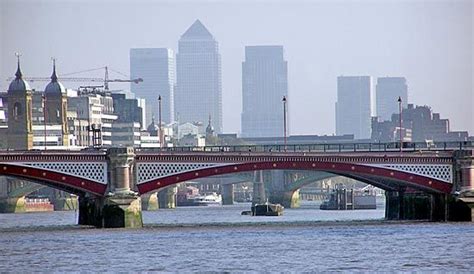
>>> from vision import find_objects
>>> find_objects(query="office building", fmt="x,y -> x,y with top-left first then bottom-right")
335,76 -> 372,139
175,20 -> 222,133
241,46 -> 288,138
376,77 -> 408,121
130,48 -> 175,126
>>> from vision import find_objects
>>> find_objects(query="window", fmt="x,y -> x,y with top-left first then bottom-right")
13,102 -> 22,120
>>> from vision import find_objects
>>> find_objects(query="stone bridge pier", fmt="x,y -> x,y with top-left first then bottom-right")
451,150 -> 474,221
0,178 -> 26,213
158,186 -> 177,209
221,184 -> 234,205
79,147 -> 143,228
385,188 -> 448,221
252,170 -> 266,205
267,170 -> 300,208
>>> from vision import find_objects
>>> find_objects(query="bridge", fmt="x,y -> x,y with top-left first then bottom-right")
0,141 -> 473,227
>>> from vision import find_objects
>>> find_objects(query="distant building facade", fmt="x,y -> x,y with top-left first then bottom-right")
130,48 -> 175,126
371,104 -> 469,142
175,20 -> 222,133
335,76 -> 372,139
68,90 -> 118,147
241,46 -> 288,138
376,77 -> 408,121
111,93 -> 144,127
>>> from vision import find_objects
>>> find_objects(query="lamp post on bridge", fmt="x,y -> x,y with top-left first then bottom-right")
282,95 -> 287,152
42,93 -> 47,150
158,95 -> 163,148
398,96 -> 403,153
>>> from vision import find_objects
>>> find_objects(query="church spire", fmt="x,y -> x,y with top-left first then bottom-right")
50,58 -> 58,82
15,52 -> 22,79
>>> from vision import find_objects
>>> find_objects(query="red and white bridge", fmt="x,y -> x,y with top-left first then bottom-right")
0,142 -> 473,227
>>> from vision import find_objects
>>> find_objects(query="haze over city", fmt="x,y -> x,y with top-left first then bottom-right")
1,0 -> 472,134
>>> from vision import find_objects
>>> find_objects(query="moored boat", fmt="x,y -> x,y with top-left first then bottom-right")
251,201 -> 284,216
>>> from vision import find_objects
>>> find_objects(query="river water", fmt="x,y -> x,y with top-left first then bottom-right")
1,201 -> 473,272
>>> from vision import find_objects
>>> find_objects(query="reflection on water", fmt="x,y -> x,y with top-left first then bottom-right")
0,201 -> 473,272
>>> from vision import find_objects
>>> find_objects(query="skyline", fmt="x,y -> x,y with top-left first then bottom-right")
1,0 -> 472,135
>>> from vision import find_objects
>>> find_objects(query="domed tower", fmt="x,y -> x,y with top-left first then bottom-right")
206,114 -> 215,138
7,54 -> 33,150
147,116 -> 159,137
44,59 -> 68,146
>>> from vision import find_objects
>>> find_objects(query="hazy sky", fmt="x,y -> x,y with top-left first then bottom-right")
1,0 -> 472,135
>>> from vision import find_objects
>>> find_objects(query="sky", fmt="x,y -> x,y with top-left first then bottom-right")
1,0 -> 473,135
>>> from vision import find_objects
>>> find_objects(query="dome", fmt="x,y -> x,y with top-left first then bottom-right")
8,59 -> 31,93
45,81 -> 66,95
147,117 -> 159,136
44,62 -> 66,95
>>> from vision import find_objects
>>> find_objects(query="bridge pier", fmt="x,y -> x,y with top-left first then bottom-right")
452,150 -> 474,221
78,195 -> 103,227
78,194 -> 142,228
158,186 -> 177,209
252,171 -> 266,204
79,148 -> 143,228
0,196 -> 26,213
52,196 -> 78,211
141,192 -> 159,211
268,189 -> 300,208
267,171 -> 301,208
385,190 -> 449,221
221,184 -> 234,205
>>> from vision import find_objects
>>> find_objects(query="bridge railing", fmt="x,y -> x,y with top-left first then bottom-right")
137,141 -> 473,154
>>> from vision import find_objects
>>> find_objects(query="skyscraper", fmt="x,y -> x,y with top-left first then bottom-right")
335,76 -> 372,139
241,46 -> 288,138
175,20 -> 222,133
130,48 -> 175,126
376,77 -> 408,121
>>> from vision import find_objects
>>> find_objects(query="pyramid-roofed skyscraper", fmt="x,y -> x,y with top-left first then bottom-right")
175,20 -> 222,133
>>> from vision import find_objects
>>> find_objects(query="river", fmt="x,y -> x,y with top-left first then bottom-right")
1,201 -> 473,272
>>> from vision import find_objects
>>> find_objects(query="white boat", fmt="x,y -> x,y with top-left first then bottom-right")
191,193 -> 222,206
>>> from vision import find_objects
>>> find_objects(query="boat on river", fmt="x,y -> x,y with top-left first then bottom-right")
251,201 -> 284,216
177,191 -> 222,206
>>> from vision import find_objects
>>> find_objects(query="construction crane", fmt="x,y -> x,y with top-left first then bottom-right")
6,66 -> 143,91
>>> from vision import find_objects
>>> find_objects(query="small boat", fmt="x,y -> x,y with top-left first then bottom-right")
177,187 -> 222,206
251,201 -> 284,216
191,193 -> 222,206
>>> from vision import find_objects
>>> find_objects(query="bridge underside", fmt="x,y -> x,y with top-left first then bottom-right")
0,163 -> 107,197
137,161 -> 452,195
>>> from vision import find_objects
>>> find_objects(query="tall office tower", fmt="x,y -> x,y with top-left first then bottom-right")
175,20 -> 222,133
335,76 -> 372,139
376,77 -> 408,121
241,46 -> 288,138
130,48 -> 175,126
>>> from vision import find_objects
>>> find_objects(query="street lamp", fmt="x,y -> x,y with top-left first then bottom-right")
398,96 -> 403,152
42,94 -> 47,150
282,96 -> 287,152
158,95 -> 163,148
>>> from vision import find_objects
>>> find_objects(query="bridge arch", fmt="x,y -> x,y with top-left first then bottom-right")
0,163 -> 107,196
137,161 -> 452,195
